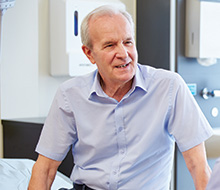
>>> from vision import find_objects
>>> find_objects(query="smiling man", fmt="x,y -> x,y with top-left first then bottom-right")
81,9 -> 137,102
28,5 -> 213,190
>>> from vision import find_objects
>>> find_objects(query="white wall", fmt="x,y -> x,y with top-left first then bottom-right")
1,0 -> 39,119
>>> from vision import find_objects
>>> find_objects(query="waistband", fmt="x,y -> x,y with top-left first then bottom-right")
74,183 -> 95,190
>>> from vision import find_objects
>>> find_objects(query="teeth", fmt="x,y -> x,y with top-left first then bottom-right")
116,64 -> 128,68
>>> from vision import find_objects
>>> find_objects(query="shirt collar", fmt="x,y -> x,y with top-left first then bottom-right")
132,64 -> 148,93
88,64 -> 148,100
89,70 -> 108,100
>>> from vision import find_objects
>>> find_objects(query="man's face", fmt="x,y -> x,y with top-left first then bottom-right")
82,13 -> 138,88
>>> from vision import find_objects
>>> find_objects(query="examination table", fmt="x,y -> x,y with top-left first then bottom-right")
0,158 -> 73,190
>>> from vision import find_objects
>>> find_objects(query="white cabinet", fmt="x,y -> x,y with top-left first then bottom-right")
185,0 -> 220,59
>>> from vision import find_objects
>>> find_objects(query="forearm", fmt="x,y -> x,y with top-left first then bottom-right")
28,162 -> 56,190
28,155 -> 61,190
182,142 -> 211,190
189,160 -> 211,190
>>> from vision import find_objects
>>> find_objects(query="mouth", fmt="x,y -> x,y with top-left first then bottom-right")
115,63 -> 129,68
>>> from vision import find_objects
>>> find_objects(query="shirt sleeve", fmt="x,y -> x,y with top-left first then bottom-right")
36,86 -> 77,161
168,74 -> 213,152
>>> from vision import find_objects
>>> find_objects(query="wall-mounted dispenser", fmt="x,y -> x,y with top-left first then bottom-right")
49,0 -> 125,76
185,0 -> 220,66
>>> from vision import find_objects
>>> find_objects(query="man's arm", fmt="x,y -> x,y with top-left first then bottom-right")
28,154 -> 61,190
182,142 -> 211,190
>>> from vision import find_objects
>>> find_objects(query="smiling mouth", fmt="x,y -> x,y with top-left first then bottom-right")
115,63 -> 129,68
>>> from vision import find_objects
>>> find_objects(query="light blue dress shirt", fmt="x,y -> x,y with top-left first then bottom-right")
206,158 -> 220,190
36,64 -> 213,190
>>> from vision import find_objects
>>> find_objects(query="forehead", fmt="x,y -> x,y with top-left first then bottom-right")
89,14 -> 133,40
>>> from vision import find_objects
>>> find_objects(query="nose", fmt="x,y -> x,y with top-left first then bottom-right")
116,44 -> 128,59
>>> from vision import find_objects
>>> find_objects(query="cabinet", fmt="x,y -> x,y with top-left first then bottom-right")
2,118 -> 74,177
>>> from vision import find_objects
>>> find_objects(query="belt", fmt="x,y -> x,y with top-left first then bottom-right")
74,183 -> 95,190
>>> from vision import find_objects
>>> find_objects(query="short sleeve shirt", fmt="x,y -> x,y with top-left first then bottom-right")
36,64 -> 213,190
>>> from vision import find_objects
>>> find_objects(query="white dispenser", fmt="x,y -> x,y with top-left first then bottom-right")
185,0 -> 220,62
49,0 -> 125,76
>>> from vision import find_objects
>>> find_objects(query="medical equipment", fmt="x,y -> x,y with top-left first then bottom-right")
0,0 -> 15,56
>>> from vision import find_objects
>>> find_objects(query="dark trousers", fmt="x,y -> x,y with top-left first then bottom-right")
59,183 -> 95,190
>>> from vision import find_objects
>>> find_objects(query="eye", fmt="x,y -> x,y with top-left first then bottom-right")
105,44 -> 113,48
124,40 -> 133,46
102,43 -> 115,51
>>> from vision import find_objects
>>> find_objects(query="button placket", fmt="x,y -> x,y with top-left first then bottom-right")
109,103 -> 127,190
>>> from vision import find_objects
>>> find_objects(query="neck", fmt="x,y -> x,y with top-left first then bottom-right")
100,77 -> 133,102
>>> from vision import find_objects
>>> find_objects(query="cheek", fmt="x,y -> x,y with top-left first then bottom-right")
101,52 -> 115,65
131,48 -> 138,60
94,51 -> 120,68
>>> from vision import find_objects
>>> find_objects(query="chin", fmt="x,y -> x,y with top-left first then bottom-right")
118,74 -> 134,84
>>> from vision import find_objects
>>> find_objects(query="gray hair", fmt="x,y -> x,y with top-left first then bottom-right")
80,5 -> 134,49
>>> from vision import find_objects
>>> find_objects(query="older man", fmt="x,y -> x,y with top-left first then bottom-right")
28,5 -> 213,190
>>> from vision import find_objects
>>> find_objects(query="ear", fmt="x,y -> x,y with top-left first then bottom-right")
82,45 -> 96,64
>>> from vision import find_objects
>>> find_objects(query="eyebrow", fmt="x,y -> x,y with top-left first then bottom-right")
103,41 -> 115,46
102,37 -> 133,46
125,37 -> 133,41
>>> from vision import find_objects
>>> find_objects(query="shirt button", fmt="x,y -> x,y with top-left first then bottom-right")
113,171 -> 117,175
120,149 -> 125,154
118,127 -> 123,132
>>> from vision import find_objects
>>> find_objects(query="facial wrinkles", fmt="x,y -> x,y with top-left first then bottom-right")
100,34 -> 134,66
89,14 -> 137,80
